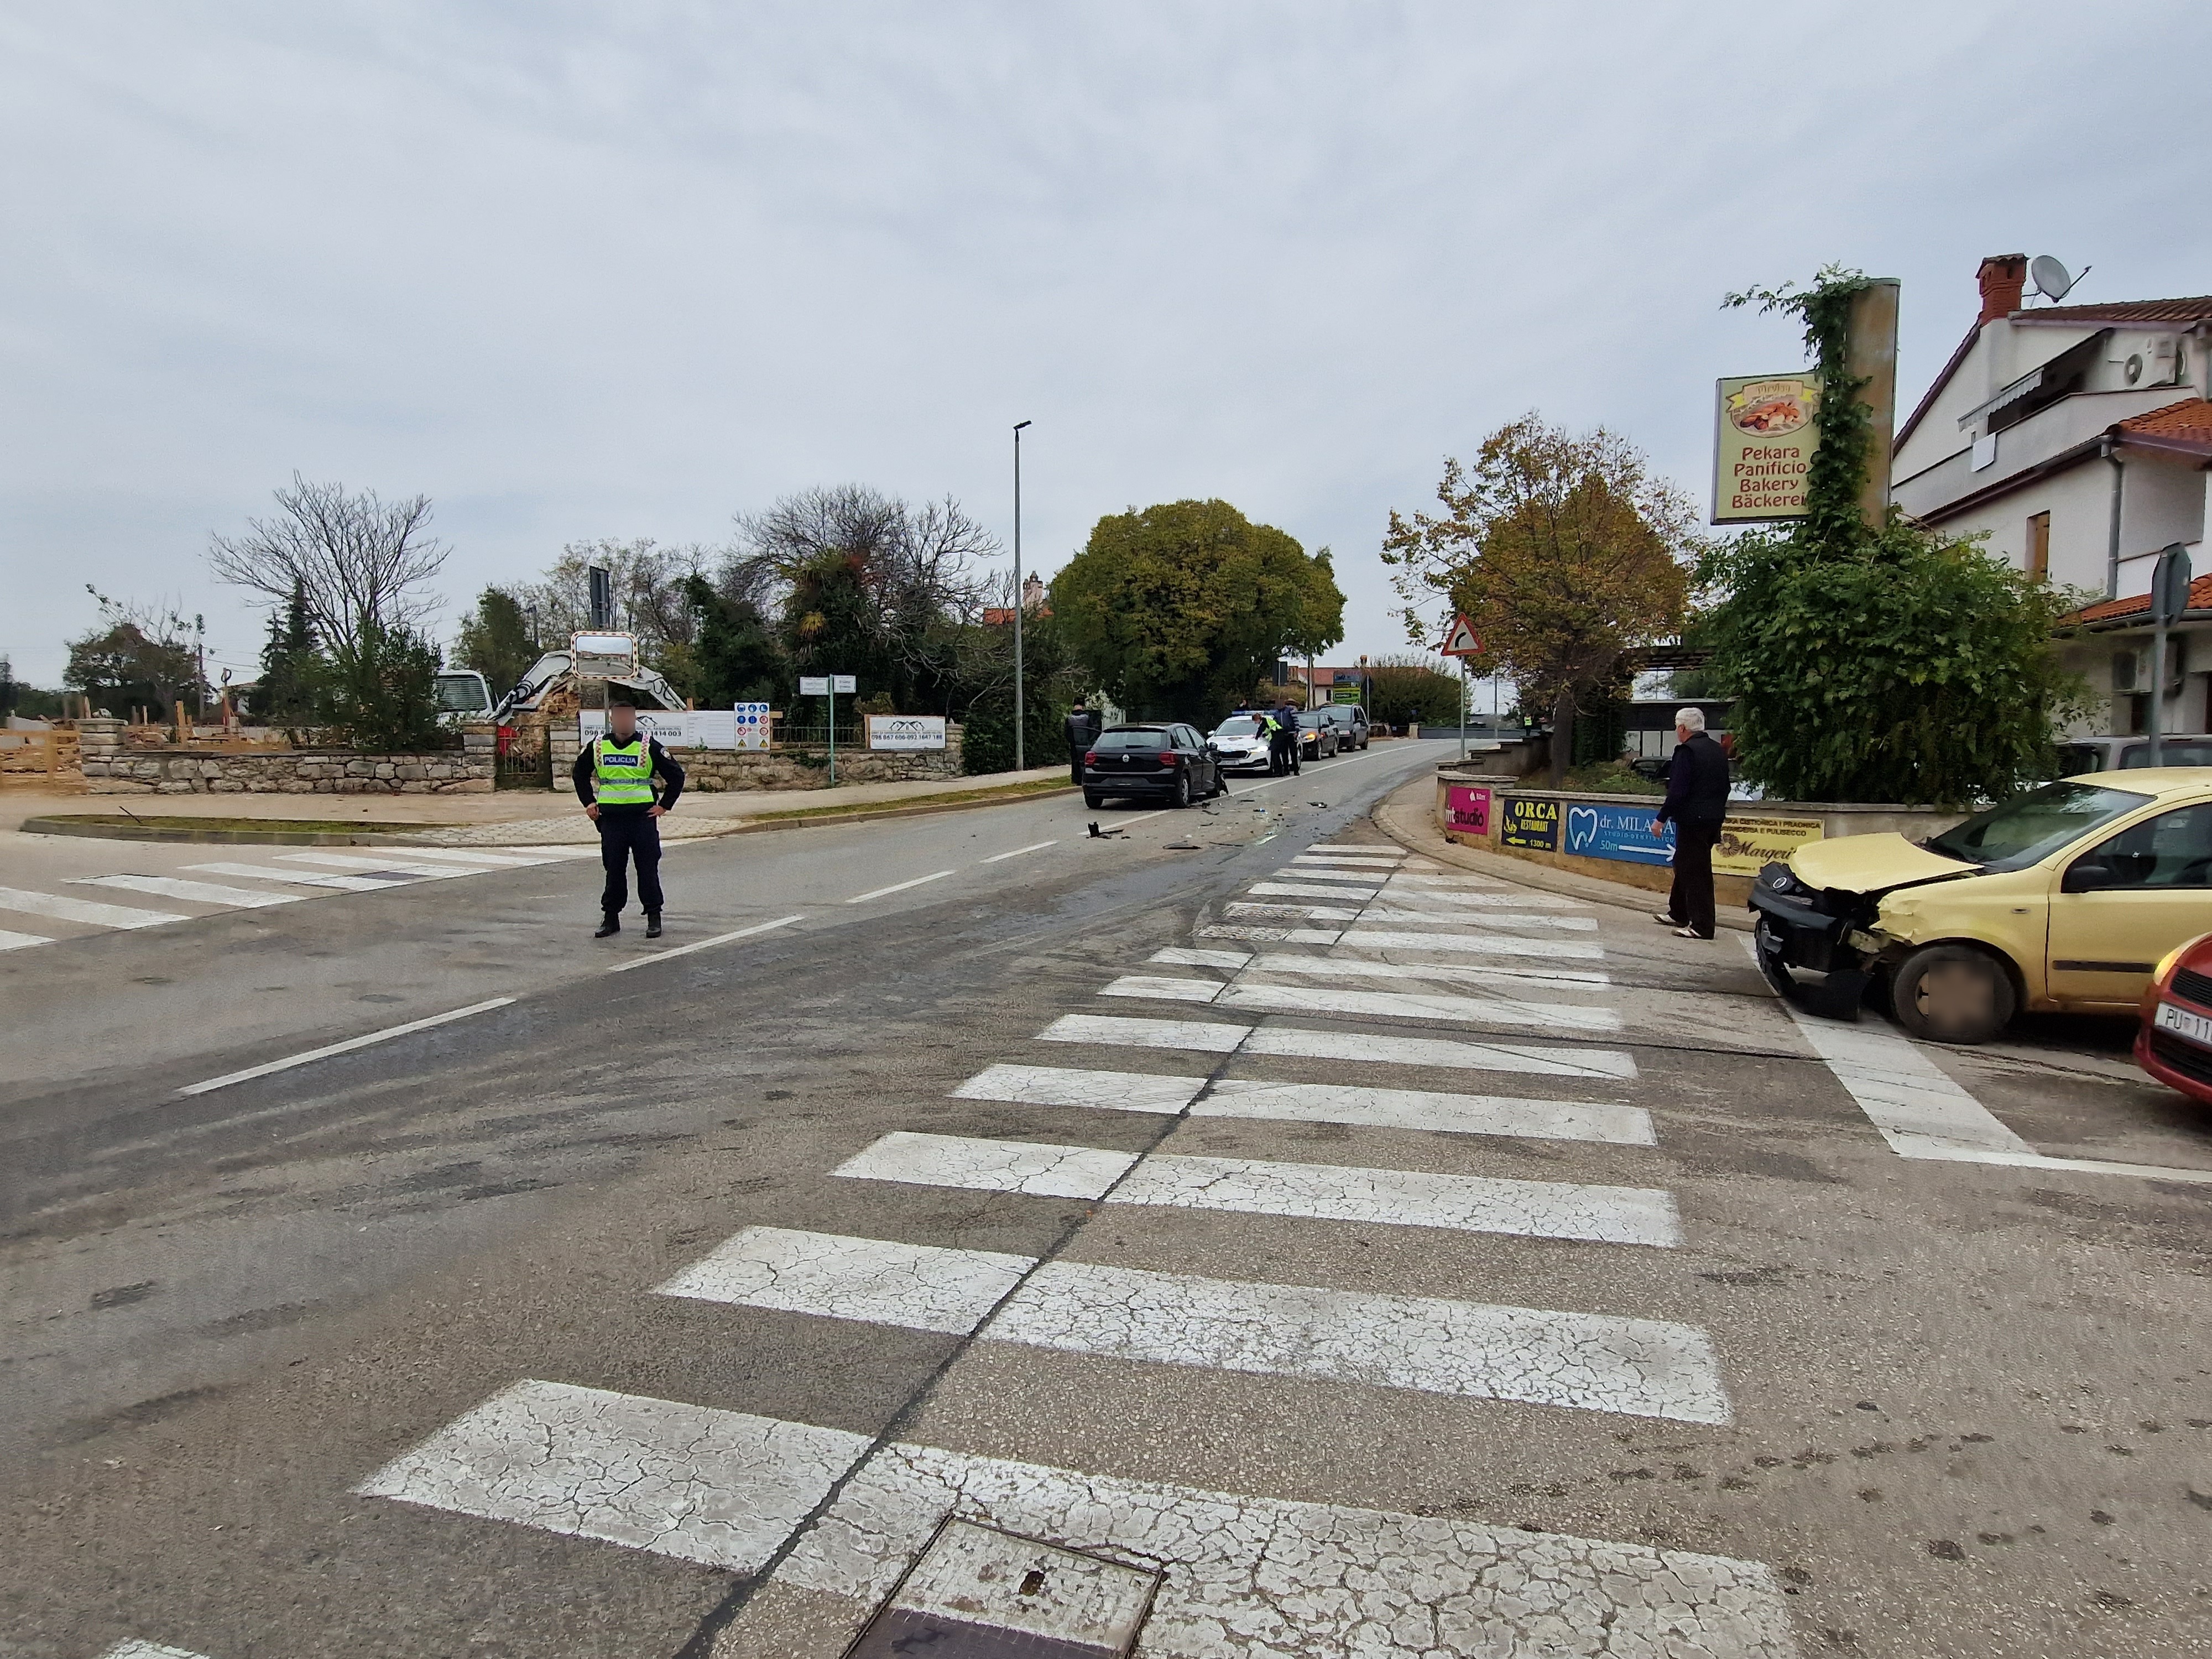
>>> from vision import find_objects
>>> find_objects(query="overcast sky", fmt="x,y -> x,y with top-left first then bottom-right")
3,1 -> 2205,690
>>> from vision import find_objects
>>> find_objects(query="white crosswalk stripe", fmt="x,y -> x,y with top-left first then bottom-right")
1246,880 -> 1382,900
1335,925 -> 1606,959
1158,946 -> 1611,992
953,1062 -> 1208,1112
1100,974 -> 1625,1034
1195,922 -> 1342,944
0,927 -> 56,950
0,884 -> 187,929
70,874 -> 305,909
1224,900 -> 1362,921
98,1644 -> 216,1659
276,852 -> 477,878
186,860 -> 409,890
1240,1026 -> 1639,1081
1038,1013 -> 1251,1052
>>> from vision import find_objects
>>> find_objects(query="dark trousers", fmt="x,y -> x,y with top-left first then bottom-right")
598,810 -> 663,916
1667,818 -> 1723,938
1070,758 -> 1086,786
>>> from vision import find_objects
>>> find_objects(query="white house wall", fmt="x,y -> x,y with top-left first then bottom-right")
1935,462 -> 2120,593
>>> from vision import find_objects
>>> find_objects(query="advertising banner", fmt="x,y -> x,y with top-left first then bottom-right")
1499,796 -> 1560,852
1713,373 -> 1822,523
581,708 -> 763,751
1714,814 -> 1823,877
1444,784 -> 1490,837
1564,801 -> 1674,865
1330,685 -> 1363,705
867,714 -> 948,751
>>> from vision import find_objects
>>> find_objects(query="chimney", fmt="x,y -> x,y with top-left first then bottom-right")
1977,254 -> 2028,325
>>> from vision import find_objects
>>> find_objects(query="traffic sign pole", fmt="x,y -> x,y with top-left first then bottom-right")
1437,613 -> 1481,761
2150,543 -> 2194,767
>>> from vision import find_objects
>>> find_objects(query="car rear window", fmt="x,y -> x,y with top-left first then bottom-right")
2120,740 -> 2212,768
1925,781 -> 2151,871
1092,728 -> 1169,749
1295,711 -> 1329,727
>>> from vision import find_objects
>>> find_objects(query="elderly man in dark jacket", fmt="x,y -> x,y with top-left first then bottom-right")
1652,707 -> 1730,940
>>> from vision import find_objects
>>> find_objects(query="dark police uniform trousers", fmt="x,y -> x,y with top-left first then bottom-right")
597,807 -> 663,917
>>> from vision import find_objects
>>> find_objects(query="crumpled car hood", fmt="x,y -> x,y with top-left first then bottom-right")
1788,832 -> 1977,898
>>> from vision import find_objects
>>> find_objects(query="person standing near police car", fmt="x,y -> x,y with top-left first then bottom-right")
573,700 -> 685,938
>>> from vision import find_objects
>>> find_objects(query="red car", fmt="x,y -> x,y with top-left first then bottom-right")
2136,931 -> 2212,1105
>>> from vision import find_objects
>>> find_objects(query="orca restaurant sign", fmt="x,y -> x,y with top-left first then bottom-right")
1712,373 -> 1822,523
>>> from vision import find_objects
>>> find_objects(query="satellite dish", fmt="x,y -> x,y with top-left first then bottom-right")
2029,255 -> 2086,303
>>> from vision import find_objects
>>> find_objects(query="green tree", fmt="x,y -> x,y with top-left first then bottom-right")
780,549 -> 895,701
1704,267 -> 2090,804
957,611 -> 1083,775
453,587 -> 539,696
1364,654 -> 1466,730
1052,499 -> 1343,727
63,589 -> 206,719
322,620 -> 444,753
683,575 -> 786,705
1383,417 -> 1697,786
253,580 -> 326,738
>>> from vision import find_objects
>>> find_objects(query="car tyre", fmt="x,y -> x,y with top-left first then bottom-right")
1170,771 -> 1192,808
1892,943 -> 2017,1045
1083,791 -> 1104,810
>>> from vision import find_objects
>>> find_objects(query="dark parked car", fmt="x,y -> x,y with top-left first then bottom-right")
1292,709 -> 1339,761
1082,723 -> 1224,809
1316,703 -> 1370,750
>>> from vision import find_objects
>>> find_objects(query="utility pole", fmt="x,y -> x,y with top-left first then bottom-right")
1013,420 -> 1031,772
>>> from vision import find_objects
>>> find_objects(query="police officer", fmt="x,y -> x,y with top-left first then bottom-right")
573,700 -> 685,938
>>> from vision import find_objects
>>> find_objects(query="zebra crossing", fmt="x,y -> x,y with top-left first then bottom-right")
327,834 -> 1800,1657
0,844 -> 594,948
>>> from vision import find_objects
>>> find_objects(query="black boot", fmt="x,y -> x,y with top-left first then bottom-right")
645,914 -> 662,939
594,915 -> 620,938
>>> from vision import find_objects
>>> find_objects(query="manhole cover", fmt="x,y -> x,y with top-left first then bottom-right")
843,1519 -> 1159,1659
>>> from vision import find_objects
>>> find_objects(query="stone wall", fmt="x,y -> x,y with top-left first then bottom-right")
549,724 -> 965,792
77,717 -> 494,795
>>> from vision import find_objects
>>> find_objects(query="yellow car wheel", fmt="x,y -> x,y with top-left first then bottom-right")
1892,944 -> 2017,1045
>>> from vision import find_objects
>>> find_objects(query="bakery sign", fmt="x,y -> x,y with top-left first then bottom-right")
1712,373 -> 1822,523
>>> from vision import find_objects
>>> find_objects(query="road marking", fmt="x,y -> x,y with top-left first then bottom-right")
1337,926 -> 1605,961
1099,974 -> 1227,1004
1037,1013 -> 1250,1053
0,884 -> 189,929
980,839 -> 1060,863
1229,951 -> 1612,990
1382,908 -> 1600,932
1384,878 -> 1578,902
1152,946 -> 1251,969
278,852 -> 472,878
658,1225 -> 1032,1334
99,1644 -> 214,1659
185,860 -> 408,891
1196,922 -> 1342,945
1202,1077 -> 1655,1144
176,997 -> 517,1096
1241,1025 -> 1641,1081
1306,842 -> 1404,858
1225,900 -> 1361,922
606,913 -> 805,973
847,869 -> 957,904
363,847 -> 554,867
356,1379 -> 870,1572
0,927 -> 56,950
955,1062 -> 1208,1112
839,1131 -> 1679,1246
1272,867 -> 1389,884
71,874 -> 304,909
1293,850 -> 1403,863
1217,980 -> 1625,1032
773,1438 -> 1795,1658
1247,880 -> 1381,901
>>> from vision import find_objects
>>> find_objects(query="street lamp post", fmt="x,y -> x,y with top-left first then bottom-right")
1013,420 -> 1032,773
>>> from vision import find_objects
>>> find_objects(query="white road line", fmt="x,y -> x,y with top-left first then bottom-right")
99,1644 -> 214,1659
836,1131 -> 1139,1198
1099,974 -> 1227,1004
1202,1078 -> 1655,1145
1248,880 -> 1382,901
1218,981 -> 1625,1033
1306,842 -> 1404,857
1384,878 -> 1578,903
186,860 -> 408,891
1037,1013 -> 1250,1053
1337,926 -> 1605,961
606,913 -> 805,972
277,852 -> 472,879
775,1439 -> 1795,1659
364,847 -> 554,867
71,874 -> 304,909
1241,1025 -> 1640,1081
980,839 -> 1060,863
847,869 -> 956,904
840,1131 -> 1679,1246
1195,922 -> 1343,945
1152,946 -> 1251,970
1225,901 -> 1361,922
0,884 -> 188,929
656,1225 -> 1031,1333
481,844 -> 602,859
356,1379 -> 870,1572
176,997 -> 517,1096
1233,951 -> 1612,990
1380,909 -> 1600,933
954,1062 -> 1209,1113
1272,867 -> 1390,884
0,927 -> 56,950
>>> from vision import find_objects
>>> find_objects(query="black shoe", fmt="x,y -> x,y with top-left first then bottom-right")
645,915 -> 662,939
594,916 -> 620,938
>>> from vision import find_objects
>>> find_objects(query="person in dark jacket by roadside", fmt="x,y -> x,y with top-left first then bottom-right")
572,701 -> 685,939
1651,707 -> 1730,940
1064,702 -> 1103,786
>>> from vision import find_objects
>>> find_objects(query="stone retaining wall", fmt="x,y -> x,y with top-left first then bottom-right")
76,717 -> 494,795
548,724 -> 965,792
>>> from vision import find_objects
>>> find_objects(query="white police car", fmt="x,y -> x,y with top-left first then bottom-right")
1207,714 -> 1276,773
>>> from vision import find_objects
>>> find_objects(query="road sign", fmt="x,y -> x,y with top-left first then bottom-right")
2153,544 -> 2195,627
1439,615 -> 1481,657
798,676 -> 830,696
832,674 -> 858,694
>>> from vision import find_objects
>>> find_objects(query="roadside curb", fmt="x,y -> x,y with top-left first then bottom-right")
1368,773 -> 1757,932
19,816 -> 431,847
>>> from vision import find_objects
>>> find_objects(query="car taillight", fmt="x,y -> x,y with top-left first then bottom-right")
1160,751 -> 1178,767
1083,750 -> 1097,764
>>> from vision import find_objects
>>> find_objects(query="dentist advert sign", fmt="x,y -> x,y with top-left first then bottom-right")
1564,801 -> 1675,866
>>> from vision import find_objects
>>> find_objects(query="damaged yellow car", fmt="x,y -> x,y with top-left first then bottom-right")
1749,771 -> 2212,1043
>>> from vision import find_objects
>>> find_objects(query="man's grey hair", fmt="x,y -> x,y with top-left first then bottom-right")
1675,707 -> 1706,734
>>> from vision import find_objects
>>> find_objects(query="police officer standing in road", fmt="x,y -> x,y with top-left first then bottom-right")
573,700 -> 685,939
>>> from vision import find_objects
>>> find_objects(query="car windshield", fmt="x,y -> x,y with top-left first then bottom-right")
1213,718 -> 1262,737
2120,740 -> 2212,768
1092,728 -> 1168,749
1924,781 -> 2151,871
1295,711 -> 1329,727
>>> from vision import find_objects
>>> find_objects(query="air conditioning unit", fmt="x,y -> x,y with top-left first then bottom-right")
2111,647 -> 2143,693
2113,334 -> 2183,388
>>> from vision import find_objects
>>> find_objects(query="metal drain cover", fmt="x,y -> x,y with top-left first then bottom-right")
844,1519 -> 1159,1659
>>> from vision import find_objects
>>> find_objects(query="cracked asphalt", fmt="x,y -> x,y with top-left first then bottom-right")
4,739 -> 2211,1658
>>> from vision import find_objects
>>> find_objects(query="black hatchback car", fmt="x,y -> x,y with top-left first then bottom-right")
1081,723 -> 1224,808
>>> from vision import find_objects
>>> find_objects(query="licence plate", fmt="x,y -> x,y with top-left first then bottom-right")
2155,1001 -> 2212,1048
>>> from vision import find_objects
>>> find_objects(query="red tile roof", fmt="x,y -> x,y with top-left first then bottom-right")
2013,296 -> 2212,326
2065,570 -> 2212,627
2116,397 -> 2212,452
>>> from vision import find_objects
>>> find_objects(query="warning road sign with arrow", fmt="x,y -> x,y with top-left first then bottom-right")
1439,614 -> 1481,658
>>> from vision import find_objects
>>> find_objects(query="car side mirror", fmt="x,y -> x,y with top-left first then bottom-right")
2063,861 -> 2115,894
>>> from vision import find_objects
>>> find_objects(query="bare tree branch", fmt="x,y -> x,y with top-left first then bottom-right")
208,473 -> 449,653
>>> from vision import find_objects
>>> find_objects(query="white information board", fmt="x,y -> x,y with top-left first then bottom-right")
832,674 -> 857,693
798,676 -> 829,696
867,714 -> 948,751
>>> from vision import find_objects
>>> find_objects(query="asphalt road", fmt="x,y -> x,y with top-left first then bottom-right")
5,737 -> 2211,1659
